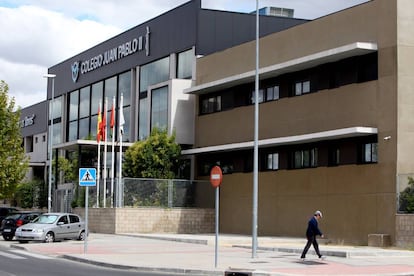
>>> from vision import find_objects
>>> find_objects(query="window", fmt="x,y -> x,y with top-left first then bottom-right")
295,80 -> 310,96
119,71 -> 132,142
362,143 -> 378,163
69,90 -> 79,121
151,86 -> 168,130
293,148 -> 318,169
266,85 -> 279,101
50,96 -> 63,121
69,215 -> 80,223
78,118 -> 89,140
139,98 -> 148,140
58,215 -> 68,225
68,91 -> 79,142
91,82 -> 103,116
140,56 -> 170,93
328,147 -> 340,166
26,136 -> 33,153
201,95 -> 221,114
266,153 -> 279,170
251,89 -> 264,104
68,121 -> 77,141
49,94 -> 63,145
79,87 -> 90,118
104,77 -> 117,102
177,49 -> 193,79
119,71 -> 131,106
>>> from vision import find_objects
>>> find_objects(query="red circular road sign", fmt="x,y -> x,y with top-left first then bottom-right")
210,166 -> 223,188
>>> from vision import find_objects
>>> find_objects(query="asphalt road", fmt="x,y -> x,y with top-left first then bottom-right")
0,243 -> 184,276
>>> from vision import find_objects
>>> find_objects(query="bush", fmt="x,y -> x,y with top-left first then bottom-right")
399,177 -> 414,213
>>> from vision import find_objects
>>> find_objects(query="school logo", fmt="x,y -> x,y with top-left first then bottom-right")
71,61 -> 80,83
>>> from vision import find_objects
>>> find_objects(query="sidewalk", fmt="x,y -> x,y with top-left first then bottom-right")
10,233 -> 414,276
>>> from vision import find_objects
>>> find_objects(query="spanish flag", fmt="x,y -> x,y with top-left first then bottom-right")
97,105 -> 102,143
101,104 -> 106,141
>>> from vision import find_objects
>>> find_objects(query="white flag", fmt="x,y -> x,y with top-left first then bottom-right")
119,94 -> 125,136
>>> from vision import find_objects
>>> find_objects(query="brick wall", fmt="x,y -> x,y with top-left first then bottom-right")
73,207 -> 214,234
396,214 -> 414,248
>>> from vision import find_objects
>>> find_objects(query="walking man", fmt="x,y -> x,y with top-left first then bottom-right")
301,210 -> 325,260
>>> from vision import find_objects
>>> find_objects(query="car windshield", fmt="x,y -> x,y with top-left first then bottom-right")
33,215 -> 58,224
6,214 -> 21,220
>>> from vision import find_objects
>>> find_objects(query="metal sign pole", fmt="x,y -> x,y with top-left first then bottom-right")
79,167 -> 96,254
84,186 -> 89,254
215,186 -> 219,268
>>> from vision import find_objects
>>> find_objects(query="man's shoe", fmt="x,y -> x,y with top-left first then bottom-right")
319,255 -> 326,260
300,257 -> 305,261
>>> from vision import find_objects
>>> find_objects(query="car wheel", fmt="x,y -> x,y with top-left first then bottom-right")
78,230 -> 86,241
2,234 -> 13,241
44,232 -> 55,243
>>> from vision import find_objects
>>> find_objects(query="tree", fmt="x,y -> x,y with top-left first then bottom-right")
14,179 -> 45,208
399,176 -> 414,213
124,128 -> 181,179
0,81 -> 28,201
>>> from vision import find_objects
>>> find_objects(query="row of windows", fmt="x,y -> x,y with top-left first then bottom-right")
49,49 -> 193,144
200,52 -> 378,115
24,135 -> 47,153
198,137 -> 378,176
67,71 -> 131,142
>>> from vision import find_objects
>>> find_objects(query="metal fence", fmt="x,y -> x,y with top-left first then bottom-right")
75,178 -> 213,209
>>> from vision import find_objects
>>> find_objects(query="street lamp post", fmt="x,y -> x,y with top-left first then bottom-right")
44,73 -> 56,213
252,0 -> 259,258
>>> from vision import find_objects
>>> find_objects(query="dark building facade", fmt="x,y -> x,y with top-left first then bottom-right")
39,0 -> 306,210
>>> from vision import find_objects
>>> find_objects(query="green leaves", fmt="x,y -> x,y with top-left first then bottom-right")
124,128 -> 181,179
0,81 -> 28,200
400,177 -> 414,213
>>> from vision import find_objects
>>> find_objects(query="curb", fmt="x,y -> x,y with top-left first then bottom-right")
120,233 -> 209,245
62,255 -> 223,276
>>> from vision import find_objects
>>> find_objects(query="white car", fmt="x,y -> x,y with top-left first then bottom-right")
15,213 -> 85,243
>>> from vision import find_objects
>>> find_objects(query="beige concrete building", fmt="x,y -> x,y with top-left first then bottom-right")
183,0 -> 414,245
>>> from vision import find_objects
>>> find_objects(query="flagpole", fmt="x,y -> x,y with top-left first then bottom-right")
96,102 -> 102,208
110,96 -> 116,208
97,142 -> 100,208
118,93 -> 124,208
103,98 -> 108,208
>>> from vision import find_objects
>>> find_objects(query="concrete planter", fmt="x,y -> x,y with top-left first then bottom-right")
73,207 -> 214,234
396,214 -> 414,248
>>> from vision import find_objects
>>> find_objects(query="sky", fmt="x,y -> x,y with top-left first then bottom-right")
0,0 -> 370,109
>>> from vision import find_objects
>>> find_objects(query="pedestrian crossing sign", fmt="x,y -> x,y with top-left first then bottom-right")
79,168 -> 97,186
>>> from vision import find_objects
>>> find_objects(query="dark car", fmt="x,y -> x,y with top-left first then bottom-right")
0,207 -> 19,226
1,211 -> 41,241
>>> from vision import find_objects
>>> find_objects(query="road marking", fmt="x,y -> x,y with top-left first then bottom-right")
0,251 -> 26,259
9,250 -> 54,259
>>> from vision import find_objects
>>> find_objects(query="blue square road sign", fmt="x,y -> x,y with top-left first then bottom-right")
79,168 -> 97,186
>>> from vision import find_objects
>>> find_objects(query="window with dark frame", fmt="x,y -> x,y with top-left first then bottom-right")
251,89 -> 264,104
292,148 -> 318,169
201,95 -> 221,114
294,80 -> 310,96
266,153 -> 279,170
266,85 -> 280,101
362,142 -> 378,163
328,147 -> 340,166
